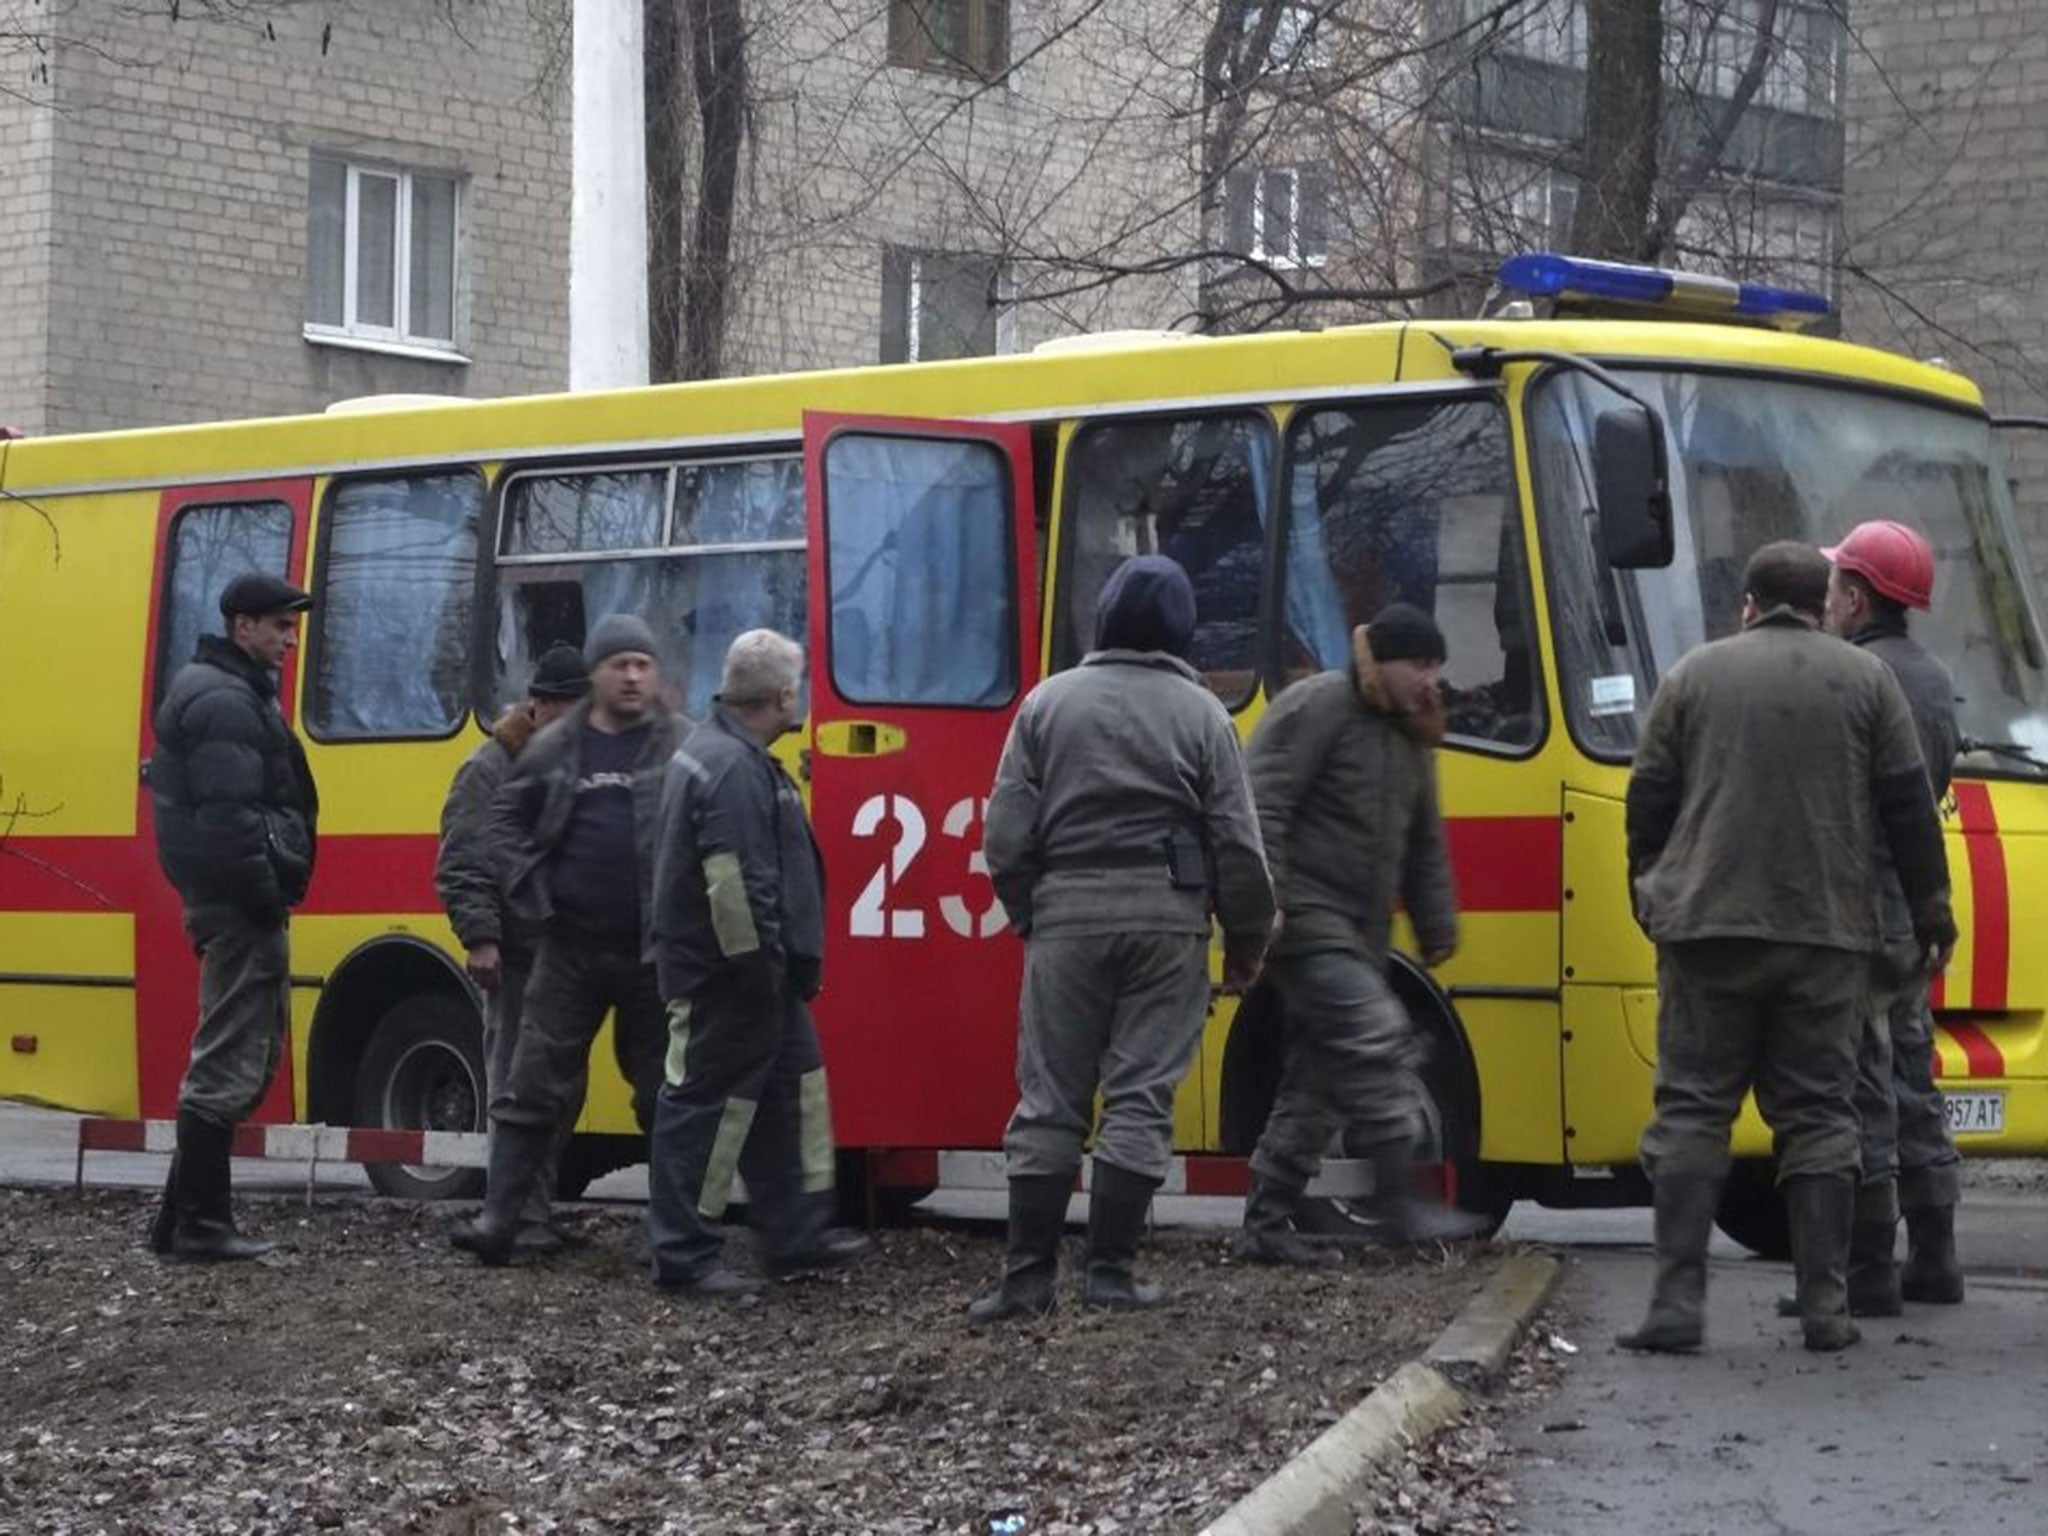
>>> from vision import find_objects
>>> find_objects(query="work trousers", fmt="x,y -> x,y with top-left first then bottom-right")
176,905 -> 292,1129
1855,964 -> 1963,1210
646,978 -> 835,1283
1002,931 -> 1211,1183
1639,939 -> 1866,1184
1249,949 -> 1424,1191
482,947 -> 586,1222
492,928 -> 664,1138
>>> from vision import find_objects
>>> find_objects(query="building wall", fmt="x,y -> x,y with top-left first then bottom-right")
0,83 -> 56,436
1843,0 -> 2048,575
33,4 -> 569,434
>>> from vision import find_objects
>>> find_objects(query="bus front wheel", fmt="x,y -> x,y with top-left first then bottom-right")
1713,1160 -> 1791,1259
353,991 -> 488,1202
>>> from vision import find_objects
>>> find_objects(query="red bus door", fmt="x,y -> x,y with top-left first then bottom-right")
803,412 -> 1040,1148
136,483 -> 311,1122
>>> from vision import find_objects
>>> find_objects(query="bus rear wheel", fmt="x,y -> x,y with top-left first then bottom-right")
353,991 -> 487,1202
1714,1159 -> 1791,1259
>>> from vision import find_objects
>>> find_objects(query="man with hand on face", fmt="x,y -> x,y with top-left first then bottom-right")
453,614 -> 684,1265
1236,603 -> 1492,1266
148,571 -> 320,1262
644,629 -> 869,1299
435,641 -> 590,1256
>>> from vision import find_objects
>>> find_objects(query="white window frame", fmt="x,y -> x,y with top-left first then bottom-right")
303,157 -> 466,360
1242,167 -> 1329,271
896,250 -> 1012,362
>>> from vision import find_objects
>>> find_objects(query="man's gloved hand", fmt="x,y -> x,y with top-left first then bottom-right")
787,954 -> 823,1002
1914,900 -> 1959,977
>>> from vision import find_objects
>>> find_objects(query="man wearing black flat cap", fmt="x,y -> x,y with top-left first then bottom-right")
454,614 -> 685,1264
972,555 -> 1275,1324
147,570 -> 320,1261
1237,601 -> 1491,1263
434,641 -> 591,1255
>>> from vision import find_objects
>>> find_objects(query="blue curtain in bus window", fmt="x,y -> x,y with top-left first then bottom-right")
159,502 -> 293,704
312,473 -> 481,737
824,435 -> 1013,706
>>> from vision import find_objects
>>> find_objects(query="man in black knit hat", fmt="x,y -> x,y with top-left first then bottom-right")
1237,602 -> 1491,1263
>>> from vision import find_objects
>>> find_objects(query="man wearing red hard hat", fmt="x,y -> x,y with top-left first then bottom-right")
1819,519 -> 1966,1312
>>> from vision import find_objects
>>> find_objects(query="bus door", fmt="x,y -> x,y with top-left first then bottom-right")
803,413 -> 1039,1148
136,483 -> 311,1123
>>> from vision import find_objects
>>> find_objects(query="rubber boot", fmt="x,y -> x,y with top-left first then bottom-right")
967,1173 -> 1071,1326
1235,1174 -> 1331,1267
169,1112 -> 272,1262
147,1153 -> 180,1256
1900,1204 -> 1965,1304
1615,1170 -> 1722,1352
1775,1215 -> 1901,1318
1786,1172 -> 1861,1352
1082,1162 -> 1165,1310
451,1121 -> 554,1267
1367,1153 -> 1494,1244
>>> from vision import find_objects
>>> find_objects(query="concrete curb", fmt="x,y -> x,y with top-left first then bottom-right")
1197,1251 -> 1562,1536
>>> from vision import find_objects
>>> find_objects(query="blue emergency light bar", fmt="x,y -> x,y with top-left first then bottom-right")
1497,251 -> 1833,329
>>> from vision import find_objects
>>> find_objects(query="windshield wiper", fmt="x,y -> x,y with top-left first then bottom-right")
1959,736 -> 2048,771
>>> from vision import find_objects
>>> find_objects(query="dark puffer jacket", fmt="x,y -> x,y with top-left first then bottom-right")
151,633 -> 319,924
434,704 -> 542,955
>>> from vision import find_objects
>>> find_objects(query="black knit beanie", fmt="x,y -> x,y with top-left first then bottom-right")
1367,602 -> 1447,664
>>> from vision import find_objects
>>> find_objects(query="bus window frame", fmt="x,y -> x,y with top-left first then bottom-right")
151,496 -> 296,712
1050,404 -> 1279,711
1262,385 -> 1550,762
302,461 -> 488,746
816,422 -> 1025,714
475,444 -> 807,727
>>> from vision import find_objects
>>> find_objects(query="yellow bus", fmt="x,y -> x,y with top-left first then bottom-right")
4,253 -> 2042,1248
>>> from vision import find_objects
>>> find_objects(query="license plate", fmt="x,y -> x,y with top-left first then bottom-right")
1943,1091 -> 2005,1135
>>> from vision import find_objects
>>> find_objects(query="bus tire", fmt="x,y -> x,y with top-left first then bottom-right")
1713,1160 -> 1791,1259
834,1149 -> 935,1228
353,991 -> 488,1202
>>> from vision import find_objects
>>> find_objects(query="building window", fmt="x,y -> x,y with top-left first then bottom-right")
1248,1 -> 1333,75
305,155 -> 462,353
1447,153 -> 1579,254
1470,0 -> 1586,69
880,248 -> 1004,363
1225,167 -> 1330,269
887,0 -> 1008,79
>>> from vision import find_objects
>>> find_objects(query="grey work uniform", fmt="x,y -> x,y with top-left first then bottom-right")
1850,616 -> 1964,1212
490,700 -> 683,1139
150,634 -> 319,1127
982,650 -> 1274,1183
1628,606 -> 1952,1184
645,706 -> 834,1283
435,704 -> 585,1217
1243,664 -> 1458,1190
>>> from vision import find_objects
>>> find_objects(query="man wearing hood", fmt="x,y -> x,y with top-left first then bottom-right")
434,641 -> 590,1254
1236,602 -> 1492,1264
972,556 -> 1275,1324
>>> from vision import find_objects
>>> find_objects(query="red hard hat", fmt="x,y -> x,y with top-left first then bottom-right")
1821,519 -> 1934,611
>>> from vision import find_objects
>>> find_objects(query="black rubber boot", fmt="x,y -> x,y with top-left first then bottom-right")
148,1153 -> 180,1256
1901,1204 -> 1965,1304
1235,1174 -> 1331,1267
1082,1162 -> 1165,1309
1775,1215 -> 1901,1318
1367,1153 -> 1494,1244
169,1112 -> 272,1263
1786,1172 -> 1861,1352
1616,1170 -> 1722,1352
967,1173 -> 1071,1326
451,1122 -> 554,1267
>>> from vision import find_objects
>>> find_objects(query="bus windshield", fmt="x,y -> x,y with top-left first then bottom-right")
1530,367 -> 2048,776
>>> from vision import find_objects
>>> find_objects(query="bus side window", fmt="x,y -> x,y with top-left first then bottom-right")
156,501 -> 294,707
1055,411 -> 1271,706
495,455 -> 806,721
1278,399 -> 1540,750
307,470 -> 482,740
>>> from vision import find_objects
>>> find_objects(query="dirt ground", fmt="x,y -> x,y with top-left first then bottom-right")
0,1187 -> 1501,1535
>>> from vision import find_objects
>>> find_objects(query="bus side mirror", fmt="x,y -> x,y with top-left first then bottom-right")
1594,407 -> 1673,569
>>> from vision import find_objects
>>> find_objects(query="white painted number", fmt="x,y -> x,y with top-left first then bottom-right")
849,794 -> 927,938
848,793 -> 1001,940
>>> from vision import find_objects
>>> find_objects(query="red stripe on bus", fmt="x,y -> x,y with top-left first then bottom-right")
1445,816 -> 1562,913
1941,1019 -> 2005,1080
0,834 -> 440,916
1953,783 -> 2010,1011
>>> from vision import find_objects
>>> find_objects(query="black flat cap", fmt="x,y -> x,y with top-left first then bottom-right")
218,571 -> 313,618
